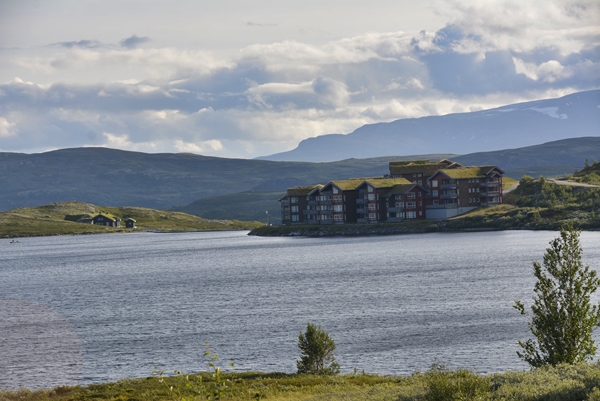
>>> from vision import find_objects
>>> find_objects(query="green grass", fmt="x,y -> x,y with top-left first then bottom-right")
565,160 -> 600,185
0,201 -> 262,238
4,363 -> 600,400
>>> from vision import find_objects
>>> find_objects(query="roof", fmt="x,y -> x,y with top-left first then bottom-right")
383,184 -> 419,197
125,218 -> 136,222
389,159 -> 463,175
359,177 -> 412,188
432,166 -> 503,179
323,178 -> 366,191
91,213 -> 119,221
287,185 -> 323,196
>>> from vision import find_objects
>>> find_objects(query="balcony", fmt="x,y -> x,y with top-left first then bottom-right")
356,207 -> 366,214
319,200 -> 333,206
440,183 -> 457,190
319,210 -> 333,215
482,190 -> 500,196
303,209 -> 318,215
480,181 -> 498,188
356,198 -> 368,204
280,200 -> 290,206
308,200 -> 318,206
387,217 -> 403,223
387,206 -> 404,213
440,193 -> 458,199
426,203 -> 458,209
320,219 -> 333,225
357,218 -> 368,224
358,190 -> 367,197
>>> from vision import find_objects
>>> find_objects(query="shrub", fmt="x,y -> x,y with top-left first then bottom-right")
297,322 -> 340,375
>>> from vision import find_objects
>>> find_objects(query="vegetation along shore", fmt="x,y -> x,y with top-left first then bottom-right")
0,201 -> 261,239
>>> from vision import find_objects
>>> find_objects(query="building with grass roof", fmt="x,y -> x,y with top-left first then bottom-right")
427,166 -> 504,218
388,159 -> 463,189
355,178 -> 427,223
91,212 -> 121,227
305,178 -> 365,224
280,185 -> 323,225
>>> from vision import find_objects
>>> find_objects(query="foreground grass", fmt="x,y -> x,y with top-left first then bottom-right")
0,201 -> 262,238
4,363 -> 600,401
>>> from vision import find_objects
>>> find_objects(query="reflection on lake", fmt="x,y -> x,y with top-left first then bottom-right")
2,230 -> 600,390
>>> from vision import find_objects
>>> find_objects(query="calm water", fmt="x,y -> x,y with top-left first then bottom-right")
1,230 -> 600,390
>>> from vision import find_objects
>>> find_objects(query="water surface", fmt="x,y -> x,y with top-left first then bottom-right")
2,230 -> 600,390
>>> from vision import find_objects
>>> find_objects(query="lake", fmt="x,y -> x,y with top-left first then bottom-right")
2,230 -> 600,390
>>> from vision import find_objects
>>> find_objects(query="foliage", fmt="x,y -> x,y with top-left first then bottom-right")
424,363 -> 490,401
514,224 -> 600,367
297,322 -> 340,375
156,343 -> 236,401
9,362 -> 600,400
0,201 -> 261,238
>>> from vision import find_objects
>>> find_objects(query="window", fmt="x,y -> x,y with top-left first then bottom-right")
333,205 -> 343,212
406,211 -> 416,219
418,173 -> 422,177
368,186 -> 374,192
368,213 -> 377,220
368,203 -> 376,210
432,190 -> 438,197
418,192 -> 422,197
334,214 -> 343,221
418,201 -> 422,206
333,195 -> 342,201
407,192 -> 415,199
291,197 -> 298,203
406,201 -> 416,208
292,215 -> 299,222
476,188 -> 479,192
433,200 -> 439,205
368,193 -> 375,201
395,202 -> 401,208
432,180 -> 438,187
419,211 -> 422,216
291,205 -> 299,212
333,187 -> 338,194
418,180 -> 422,185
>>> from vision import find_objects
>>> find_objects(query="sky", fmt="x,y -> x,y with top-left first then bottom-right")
0,0 -> 599,158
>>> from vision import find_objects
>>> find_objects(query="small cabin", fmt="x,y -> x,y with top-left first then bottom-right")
125,218 -> 136,228
91,212 -> 121,227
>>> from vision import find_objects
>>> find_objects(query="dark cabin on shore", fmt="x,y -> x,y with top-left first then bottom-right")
91,212 -> 121,227
125,218 -> 136,228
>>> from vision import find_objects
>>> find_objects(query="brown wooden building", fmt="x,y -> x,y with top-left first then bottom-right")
280,185 -> 323,225
91,212 -> 121,227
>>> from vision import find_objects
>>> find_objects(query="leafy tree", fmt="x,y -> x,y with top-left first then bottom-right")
297,322 -> 340,375
514,224 -> 600,367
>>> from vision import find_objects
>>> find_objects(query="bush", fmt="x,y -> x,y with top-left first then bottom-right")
425,364 -> 490,401
297,322 -> 340,375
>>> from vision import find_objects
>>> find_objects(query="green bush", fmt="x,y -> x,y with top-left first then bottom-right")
425,364 -> 490,401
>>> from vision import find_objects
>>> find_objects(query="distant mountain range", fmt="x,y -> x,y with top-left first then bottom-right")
1,137 -> 599,216
258,90 -> 600,162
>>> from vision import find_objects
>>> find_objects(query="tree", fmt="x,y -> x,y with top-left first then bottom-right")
514,224 -> 600,367
296,322 -> 340,375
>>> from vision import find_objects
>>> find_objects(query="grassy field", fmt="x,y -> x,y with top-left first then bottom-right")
3,363 -> 600,400
0,201 -> 262,238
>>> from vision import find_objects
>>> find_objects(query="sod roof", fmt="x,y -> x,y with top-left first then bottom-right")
360,177 -> 412,188
389,160 -> 462,175
91,213 -> 120,221
324,179 -> 366,191
434,166 -> 500,179
384,184 -> 418,197
287,185 -> 323,196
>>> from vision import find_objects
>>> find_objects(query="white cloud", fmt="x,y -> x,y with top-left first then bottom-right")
173,139 -> 223,153
0,117 -> 17,137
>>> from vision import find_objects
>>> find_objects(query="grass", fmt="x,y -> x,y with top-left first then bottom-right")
4,363 -> 600,400
0,201 -> 262,238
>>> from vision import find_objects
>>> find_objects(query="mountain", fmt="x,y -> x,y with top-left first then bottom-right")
1,137 -> 598,215
0,147 -> 452,211
258,90 -> 600,162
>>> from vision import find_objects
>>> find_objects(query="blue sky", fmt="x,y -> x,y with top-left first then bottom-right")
0,0 -> 598,158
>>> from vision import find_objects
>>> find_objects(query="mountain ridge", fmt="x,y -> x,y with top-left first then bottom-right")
258,90 -> 600,162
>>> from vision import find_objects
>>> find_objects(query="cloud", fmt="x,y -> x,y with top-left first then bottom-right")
247,22 -> 278,27
0,117 -> 16,137
119,35 -> 151,49
0,0 -> 598,158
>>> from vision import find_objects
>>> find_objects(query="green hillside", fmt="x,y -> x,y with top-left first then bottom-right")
0,202 -> 261,238
0,148 -> 453,211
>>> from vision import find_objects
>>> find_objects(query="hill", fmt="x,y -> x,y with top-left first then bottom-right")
0,149 -> 452,211
259,90 -> 600,162
0,202 -> 261,238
